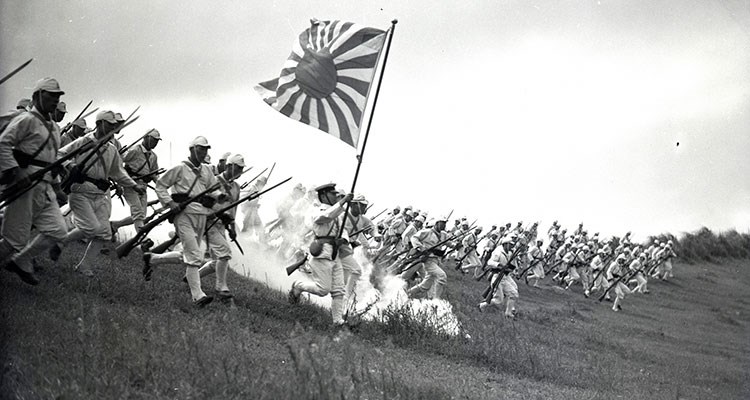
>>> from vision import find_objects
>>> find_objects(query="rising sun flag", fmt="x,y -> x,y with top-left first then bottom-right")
255,19 -> 387,148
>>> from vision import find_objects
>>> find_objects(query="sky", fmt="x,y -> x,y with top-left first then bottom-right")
1,0 -> 749,241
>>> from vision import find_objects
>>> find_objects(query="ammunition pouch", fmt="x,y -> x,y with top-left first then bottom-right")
170,193 -> 216,208
199,196 -> 216,208
429,248 -> 446,257
309,236 -> 339,259
170,193 -> 190,204
82,175 -> 111,191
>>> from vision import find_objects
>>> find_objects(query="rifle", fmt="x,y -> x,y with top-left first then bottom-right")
371,207 -> 390,222
0,58 -> 33,85
286,254 -> 309,276
480,245 -> 524,303
60,114 -> 140,193
239,167 -> 267,191
80,107 -> 99,120
0,129 -> 117,209
146,167 -> 261,225
115,182 -> 222,258
131,168 -> 165,182
206,176 -> 292,232
369,207 -> 388,221
206,177 -> 292,255
150,234 -> 179,254
119,129 -> 153,154
60,100 -> 93,135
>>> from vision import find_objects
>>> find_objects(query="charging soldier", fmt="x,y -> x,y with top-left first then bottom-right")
111,128 -> 162,236
57,110 -> 144,276
144,136 -> 219,307
288,183 -> 352,326
406,215 -> 449,299
479,236 -> 519,318
196,154 -> 257,303
0,78 -> 69,285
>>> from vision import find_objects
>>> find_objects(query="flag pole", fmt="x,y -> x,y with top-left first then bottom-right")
337,19 -> 398,237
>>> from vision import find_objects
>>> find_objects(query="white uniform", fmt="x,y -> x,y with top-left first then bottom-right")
589,254 -> 608,292
0,108 -> 68,274
151,159 -> 219,301
407,227 -> 448,299
526,244 -> 545,284
482,245 -> 519,317
458,231 -> 481,272
629,258 -> 649,293
60,133 -> 137,239
122,143 -> 159,228
606,260 -> 631,310
291,201 -> 346,324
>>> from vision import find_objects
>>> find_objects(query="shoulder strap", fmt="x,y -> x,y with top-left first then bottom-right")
26,111 -> 54,159
181,162 -> 203,196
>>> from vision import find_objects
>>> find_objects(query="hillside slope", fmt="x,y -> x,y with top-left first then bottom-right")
1,241 -> 748,399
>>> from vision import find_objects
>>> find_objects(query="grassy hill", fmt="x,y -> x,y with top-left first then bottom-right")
1,240 -> 749,399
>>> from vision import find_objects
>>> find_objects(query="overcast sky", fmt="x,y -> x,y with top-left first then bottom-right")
1,0 -> 748,240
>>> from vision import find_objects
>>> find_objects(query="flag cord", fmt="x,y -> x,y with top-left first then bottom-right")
336,19 -> 398,239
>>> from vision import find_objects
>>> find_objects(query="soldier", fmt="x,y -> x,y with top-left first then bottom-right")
629,253 -> 650,294
564,245 -> 591,291
288,183 -> 352,326
389,214 -> 424,278
240,172 -> 267,243
143,136 -> 219,307
589,249 -> 609,297
381,205 -> 400,227
0,78 -> 69,285
16,98 -> 31,111
525,238 -> 545,287
340,194 -> 377,302
215,152 -> 231,174
606,254 -> 631,311
652,242 -> 677,280
111,128 -> 162,237
52,101 -> 67,123
56,110 -> 144,276
457,226 -> 483,275
406,215 -> 449,299
197,154 -> 261,303
60,118 -> 88,147
479,237 -> 519,317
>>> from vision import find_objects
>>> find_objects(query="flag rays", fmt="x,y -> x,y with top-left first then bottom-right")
256,19 -> 386,147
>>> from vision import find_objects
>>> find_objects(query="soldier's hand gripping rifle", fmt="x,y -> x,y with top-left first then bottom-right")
205,177 -> 292,256
115,182 -> 222,258
0,129 -> 117,209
